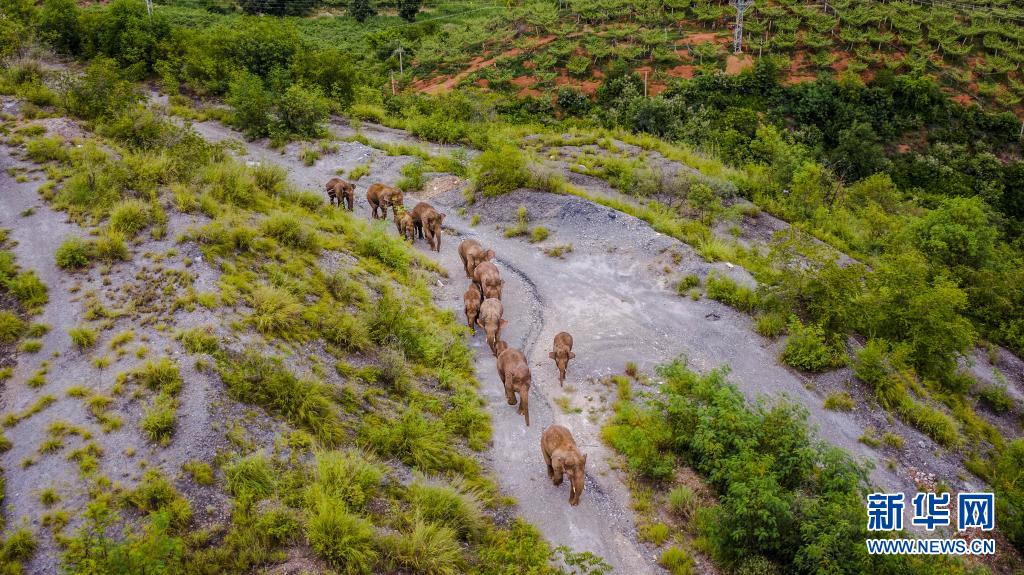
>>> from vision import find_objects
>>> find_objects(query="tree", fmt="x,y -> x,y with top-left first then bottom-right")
238,0 -> 315,16
38,0 -> 80,54
912,196 -> 997,270
827,121 -> 888,182
350,0 -> 375,22
397,0 -> 421,21
226,71 -> 273,139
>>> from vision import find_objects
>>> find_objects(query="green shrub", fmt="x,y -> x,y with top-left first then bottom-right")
310,449 -> 384,510
141,393 -> 177,445
68,325 -> 97,349
182,460 -> 215,486
406,476 -> 486,540
979,383 -> 1014,414
248,285 -> 304,338
7,270 -> 48,309
129,358 -> 183,395
108,199 -> 150,236
277,83 -> 329,139
227,71 -> 273,139
55,236 -> 92,269
225,454 -> 275,503
823,391 -> 855,411
471,144 -> 529,197
667,485 -> 697,519
306,498 -> 378,574
251,163 -> 287,196
704,272 -> 759,313
203,162 -> 259,208
640,522 -> 670,545
659,546 -> 694,575
781,318 -> 845,372
380,516 -> 462,575
360,407 -> 452,472
675,274 -> 701,295
217,352 -> 343,445
26,136 -> 69,163
355,222 -> 410,271
93,230 -> 129,262
125,469 -> 193,528
348,163 -> 370,181
529,226 -> 549,243
397,161 -> 426,192
754,311 -> 788,338
903,402 -> 960,447
177,326 -> 219,354
0,312 -> 25,343
261,212 -> 319,251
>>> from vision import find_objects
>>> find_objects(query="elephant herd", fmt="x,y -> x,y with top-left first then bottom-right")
326,176 -> 589,506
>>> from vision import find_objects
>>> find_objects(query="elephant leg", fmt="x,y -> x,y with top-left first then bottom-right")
504,383 -> 516,405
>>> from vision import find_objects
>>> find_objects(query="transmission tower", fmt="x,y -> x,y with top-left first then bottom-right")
732,0 -> 754,53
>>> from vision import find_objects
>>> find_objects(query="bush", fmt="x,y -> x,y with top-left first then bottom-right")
55,236 -> 93,269
529,226 -> 549,243
182,460 -> 215,486
0,312 -> 25,343
227,71 -> 274,139
380,516 -> 462,575
68,325 -> 97,349
823,391 -> 855,411
141,393 -> 177,445
261,212 -> 319,251
355,223 -> 410,271
248,285 -> 304,338
755,311 -> 788,338
225,454 -> 276,503
62,57 -> 140,120
310,449 -> 384,510
306,499 -> 378,574
38,0 -> 80,54
130,358 -> 183,395
277,83 -> 330,139
177,326 -> 219,354
667,485 -> 697,520
979,383 -> 1014,414
217,352 -> 343,444
109,199 -> 150,236
203,162 -> 259,207
7,271 -> 48,309
556,87 -> 591,116
471,144 -> 529,197
93,230 -> 129,262
704,272 -> 759,313
406,476 -> 486,540
781,318 -> 844,372
659,546 -> 694,575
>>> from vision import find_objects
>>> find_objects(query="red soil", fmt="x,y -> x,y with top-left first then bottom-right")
415,35 -> 557,95
725,54 -> 753,75
666,64 -> 697,79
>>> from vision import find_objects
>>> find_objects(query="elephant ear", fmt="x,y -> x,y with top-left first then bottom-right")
549,351 -> 556,359
569,351 -> 576,359
484,249 -> 495,260
438,213 -> 446,222
499,319 -> 508,328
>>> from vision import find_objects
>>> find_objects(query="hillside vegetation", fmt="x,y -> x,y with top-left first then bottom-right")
2,0 -> 1024,574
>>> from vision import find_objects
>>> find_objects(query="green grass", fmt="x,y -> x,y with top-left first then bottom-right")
0,311 -> 25,343
182,460 -> 215,486
306,498 -> 379,574
55,236 -> 93,270
823,391 -> 855,412
141,393 -> 178,445
68,325 -> 97,349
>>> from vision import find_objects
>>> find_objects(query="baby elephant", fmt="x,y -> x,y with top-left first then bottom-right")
325,177 -> 355,210
549,331 -> 575,386
472,260 -> 504,301
464,283 -> 482,334
541,425 -> 588,506
394,209 -> 415,242
411,202 -> 446,252
366,183 -> 403,219
458,239 -> 495,279
497,345 -> 531,427
476,298 -> 507,356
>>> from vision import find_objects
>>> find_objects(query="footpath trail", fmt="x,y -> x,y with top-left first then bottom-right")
188,117 -> 914,573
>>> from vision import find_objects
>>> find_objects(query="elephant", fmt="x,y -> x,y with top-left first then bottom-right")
549,331 -> 575,386
411,202 -> 445,252
472,260 -> 503,301
476,297 -> 507,356
458,239 -> 495,279
366,183 -> 403,219
497,345 -> 531,427
394,208 -> 415,242
541,425 -> 587,506
325,177 -> 354,210
464,283 -> 482,334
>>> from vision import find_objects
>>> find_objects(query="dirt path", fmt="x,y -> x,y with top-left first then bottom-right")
185,113 -> 940,572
